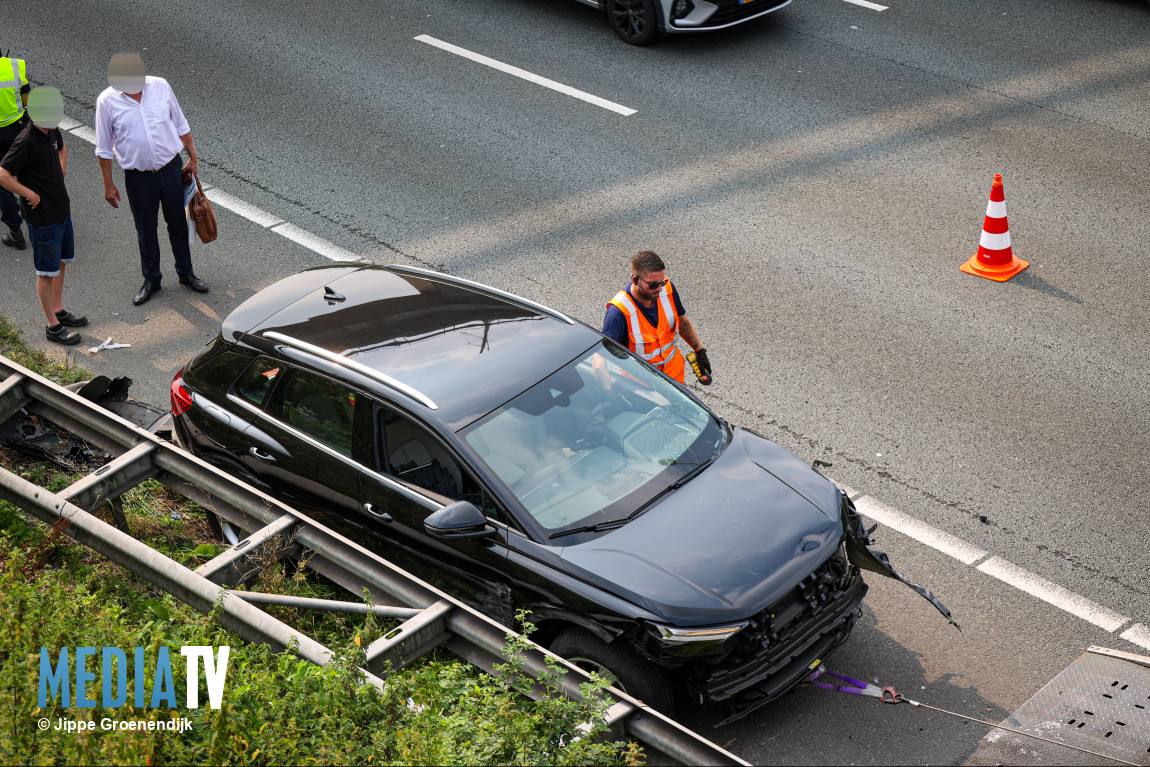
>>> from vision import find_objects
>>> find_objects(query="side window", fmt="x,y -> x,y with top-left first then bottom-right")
279,369 -> 358,457
375,406 -> 510,525
379,408 -> 461,499
233,357 -> 283,409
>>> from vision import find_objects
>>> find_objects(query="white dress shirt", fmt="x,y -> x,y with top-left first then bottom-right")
95,76 -> 190,171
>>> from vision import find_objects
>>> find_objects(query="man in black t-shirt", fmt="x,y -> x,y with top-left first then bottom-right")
0,87 -> 87,345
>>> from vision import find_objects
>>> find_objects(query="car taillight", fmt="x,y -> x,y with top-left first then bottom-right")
171,367 -> 194,416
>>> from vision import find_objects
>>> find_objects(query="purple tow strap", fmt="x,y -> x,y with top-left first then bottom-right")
805,668 -> 884,697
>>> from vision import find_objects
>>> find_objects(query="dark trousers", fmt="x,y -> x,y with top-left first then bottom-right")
0,117 -> 28,230
124,155 -> 192,284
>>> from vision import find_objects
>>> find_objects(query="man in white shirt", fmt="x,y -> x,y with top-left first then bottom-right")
95,52 -> 207,306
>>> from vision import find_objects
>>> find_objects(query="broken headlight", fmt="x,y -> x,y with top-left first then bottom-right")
647,622 -> 748,657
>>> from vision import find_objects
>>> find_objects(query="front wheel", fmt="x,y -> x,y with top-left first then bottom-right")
606,0 -> 660,45
551,627 -> 674,714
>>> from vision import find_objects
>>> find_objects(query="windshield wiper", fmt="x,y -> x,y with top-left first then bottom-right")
548,456 -> 718,541
549,517 -> 632,540
623,455 -> 716,520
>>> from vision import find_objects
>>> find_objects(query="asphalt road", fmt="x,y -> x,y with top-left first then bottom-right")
3,0 -> 1149,763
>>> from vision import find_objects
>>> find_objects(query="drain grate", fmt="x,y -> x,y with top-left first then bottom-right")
966,647 -> 1150,766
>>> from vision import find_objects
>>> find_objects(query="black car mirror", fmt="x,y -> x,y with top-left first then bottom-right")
423,501 -> 496,540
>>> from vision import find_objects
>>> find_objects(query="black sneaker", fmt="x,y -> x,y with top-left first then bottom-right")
46,323 -> 81,346
55,310 -> 88,327
2,227 -> 26,250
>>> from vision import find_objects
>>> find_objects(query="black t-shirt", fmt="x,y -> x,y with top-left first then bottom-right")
0,124 -> 69,225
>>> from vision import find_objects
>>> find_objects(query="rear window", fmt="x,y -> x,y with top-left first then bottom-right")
233,357 -> 283,409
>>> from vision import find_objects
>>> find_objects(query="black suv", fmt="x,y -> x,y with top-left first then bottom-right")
172,264 -> 951,721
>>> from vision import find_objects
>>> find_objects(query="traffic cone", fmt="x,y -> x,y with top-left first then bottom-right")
960,173 -> 1028,282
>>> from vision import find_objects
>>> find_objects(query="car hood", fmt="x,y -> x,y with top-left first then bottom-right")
559,427 -> 845,626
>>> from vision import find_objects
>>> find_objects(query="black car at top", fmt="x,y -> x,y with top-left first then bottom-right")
172,263 -> 953,722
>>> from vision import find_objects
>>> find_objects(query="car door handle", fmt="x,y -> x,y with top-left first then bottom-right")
362,502 -> 393,523
248,446 -> 276,463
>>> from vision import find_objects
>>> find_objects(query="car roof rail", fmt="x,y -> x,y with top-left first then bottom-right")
261,331 -> 438,410
386,264 -> 576,326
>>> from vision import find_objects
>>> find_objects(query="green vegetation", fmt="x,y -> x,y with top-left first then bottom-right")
0,317 -> 644,766
0,315 -> 90,386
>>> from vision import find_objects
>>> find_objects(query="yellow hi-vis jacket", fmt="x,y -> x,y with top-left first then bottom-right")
608,282 -> 686,383
0,57 -> 28,127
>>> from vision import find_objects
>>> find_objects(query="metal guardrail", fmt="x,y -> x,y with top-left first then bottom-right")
0,355 -> 748,767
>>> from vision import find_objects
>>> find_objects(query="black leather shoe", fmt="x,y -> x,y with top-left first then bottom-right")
46,323 -> 81,346
2,228 -> 26,250
178,274 -> 209,293
134,281 -> 162,306
55,310 -> 88,327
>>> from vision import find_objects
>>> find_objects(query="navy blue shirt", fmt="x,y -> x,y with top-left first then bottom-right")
601,281 -> 686,346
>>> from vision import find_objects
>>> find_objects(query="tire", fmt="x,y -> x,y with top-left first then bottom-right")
551,627 -> 674,714
606,0 -> 660,45
201,460 -> 262,546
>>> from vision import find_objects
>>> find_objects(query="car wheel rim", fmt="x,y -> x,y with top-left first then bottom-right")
219,518 -> 243,546
609,0 -> 649,42
566,656 -> 624,691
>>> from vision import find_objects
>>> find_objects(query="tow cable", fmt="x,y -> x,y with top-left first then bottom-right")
803,667 -> 1139,766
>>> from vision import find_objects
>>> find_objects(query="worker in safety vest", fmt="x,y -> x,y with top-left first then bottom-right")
602,250 -> 712,385
0,51 -> 31,250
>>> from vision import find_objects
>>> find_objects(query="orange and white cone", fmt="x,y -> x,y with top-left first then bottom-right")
960,173 -> 1028,282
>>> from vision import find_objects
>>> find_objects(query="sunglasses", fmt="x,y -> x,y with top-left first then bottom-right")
634,276 -> 667,290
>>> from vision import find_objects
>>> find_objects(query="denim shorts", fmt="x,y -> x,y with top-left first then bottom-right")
28,217 -> 75,277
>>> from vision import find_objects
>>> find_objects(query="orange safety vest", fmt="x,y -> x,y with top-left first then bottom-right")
608,282 -> 686,383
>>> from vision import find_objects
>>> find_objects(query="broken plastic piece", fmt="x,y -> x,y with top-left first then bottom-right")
841,494 -> 962,632
86,337 -> 132,355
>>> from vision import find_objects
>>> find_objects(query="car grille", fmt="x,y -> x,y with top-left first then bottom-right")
705,0 -> 790,27
743,545 -> 855,649
698,544 -> 865,702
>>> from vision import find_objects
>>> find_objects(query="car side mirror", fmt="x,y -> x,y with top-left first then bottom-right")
423,501 -> 496,540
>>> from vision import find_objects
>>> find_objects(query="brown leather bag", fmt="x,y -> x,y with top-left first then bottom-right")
181,167 -> 218,243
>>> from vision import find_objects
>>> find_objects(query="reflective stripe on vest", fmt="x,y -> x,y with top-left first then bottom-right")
0,58 -> 27,127
609,286 -> 679,368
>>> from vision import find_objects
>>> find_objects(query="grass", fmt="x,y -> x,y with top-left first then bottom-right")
0,315 -> 644,766
0,315 -> 90,386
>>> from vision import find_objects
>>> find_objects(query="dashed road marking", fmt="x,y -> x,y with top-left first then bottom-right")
848,488 -> 1142,643
69,125 -> 97,144
1120,623 -> 1150,652
415,34 -> 637,116
270,222 -> 361,262
843,0 -> 888,10
977,557 -> 1129,632
854,495 -> 990,565
205,187 -> 285,228
61,114 -> 358,264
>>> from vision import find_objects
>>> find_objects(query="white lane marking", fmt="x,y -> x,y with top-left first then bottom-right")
205,188 -> 284,228
60,114 -> 360,264
415,34 -> 637,117
69,125 -> 97,144
270,223 -> 361,262
1119,624 -> 1150,652
58,116 -> 80,131
843,0 -> 888,10
854,495 -> 989,565
977,557 -> 1129,632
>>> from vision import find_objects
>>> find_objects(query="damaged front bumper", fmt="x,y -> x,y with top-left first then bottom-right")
682,491 -> 957,726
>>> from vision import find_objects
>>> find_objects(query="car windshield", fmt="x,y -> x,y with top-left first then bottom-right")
461,341 -> 727,536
